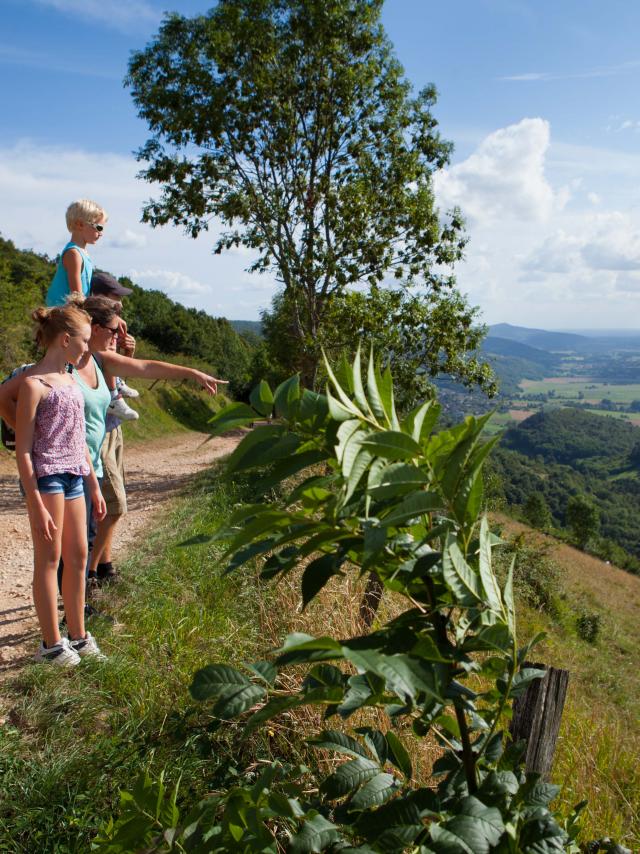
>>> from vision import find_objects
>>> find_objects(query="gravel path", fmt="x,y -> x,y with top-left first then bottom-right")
0,431 -> 239,677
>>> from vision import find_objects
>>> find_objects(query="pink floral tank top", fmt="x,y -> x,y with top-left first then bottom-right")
32,380 -> 90,479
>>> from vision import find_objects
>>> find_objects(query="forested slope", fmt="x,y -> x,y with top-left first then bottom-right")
0,235 -> 256,395
490,408 -> 640,570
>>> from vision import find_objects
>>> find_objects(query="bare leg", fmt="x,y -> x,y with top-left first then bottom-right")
31,493 -> 65,648
60,495 -> 89,640
89,514 -> 121,573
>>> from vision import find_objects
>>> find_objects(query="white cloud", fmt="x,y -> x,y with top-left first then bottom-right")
500,59 -> 640,83
29,0 -> 160,31
434,118 -> 561,224
110,229 -> 148,250
129,268 -> 209,298
0,140 -> 268,319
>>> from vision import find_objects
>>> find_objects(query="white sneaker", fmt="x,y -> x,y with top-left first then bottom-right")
108,396 -> 139,421
69,631 -> 107,661
34,637 -> 80,667
118,381 -> 140,399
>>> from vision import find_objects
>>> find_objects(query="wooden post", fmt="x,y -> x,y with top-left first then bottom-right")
509,662 -> 569,778
359,573 -> 384,627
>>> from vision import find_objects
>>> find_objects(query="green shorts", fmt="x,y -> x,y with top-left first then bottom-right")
100,425 -> 127,516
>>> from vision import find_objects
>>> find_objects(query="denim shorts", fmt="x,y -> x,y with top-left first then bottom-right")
37,473 -> 84,500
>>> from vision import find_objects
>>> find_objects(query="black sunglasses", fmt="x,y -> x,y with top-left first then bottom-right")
87,222 -> 104,232
99,324 -> 119,336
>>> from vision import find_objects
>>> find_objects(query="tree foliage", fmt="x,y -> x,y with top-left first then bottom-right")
127,0 -> 480,385
262,286 -> 496,410
566,495 -> 600,551
96,349 -> 624,852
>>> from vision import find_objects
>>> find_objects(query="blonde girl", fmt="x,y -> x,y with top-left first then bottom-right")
16,305 -> 107,666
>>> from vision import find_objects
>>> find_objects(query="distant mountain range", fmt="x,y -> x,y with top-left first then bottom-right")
487,322 -> 640,354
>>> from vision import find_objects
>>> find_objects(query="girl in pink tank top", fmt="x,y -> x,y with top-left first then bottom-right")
14,305 -> 107,666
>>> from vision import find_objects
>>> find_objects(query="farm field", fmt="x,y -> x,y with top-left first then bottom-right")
520,377 -> 640,403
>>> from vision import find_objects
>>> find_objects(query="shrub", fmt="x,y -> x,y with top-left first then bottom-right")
576,612 -> 601,644
97,349 -> 624,853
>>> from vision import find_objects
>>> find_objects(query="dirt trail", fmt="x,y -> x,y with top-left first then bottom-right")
0,431 -> 239,676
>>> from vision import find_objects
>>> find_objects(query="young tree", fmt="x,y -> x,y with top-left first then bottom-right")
523,491 -> 552,531
566,494 -> 600,550
127,0 -> 485,386
262,286 -> 496,408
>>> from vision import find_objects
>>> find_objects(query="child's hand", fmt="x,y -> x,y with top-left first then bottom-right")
35,505 -> 57,542
120,333 -> 136,357
92,489 -> 107,522
194,372 -> 229,396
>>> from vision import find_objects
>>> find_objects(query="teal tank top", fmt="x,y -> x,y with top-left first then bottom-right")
72,357 -> 110,478
46,242 -> 94,307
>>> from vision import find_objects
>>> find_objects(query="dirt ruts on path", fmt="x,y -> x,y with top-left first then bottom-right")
0,431 -> 239,677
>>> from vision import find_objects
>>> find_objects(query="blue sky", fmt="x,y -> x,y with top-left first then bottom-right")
2,0 -> 640,328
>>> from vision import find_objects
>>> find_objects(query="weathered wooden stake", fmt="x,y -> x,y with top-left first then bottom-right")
359,573 -> 384,627
509,661 -> 569,778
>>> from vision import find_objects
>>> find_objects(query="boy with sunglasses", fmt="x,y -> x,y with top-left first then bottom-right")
46,199 -> 107,307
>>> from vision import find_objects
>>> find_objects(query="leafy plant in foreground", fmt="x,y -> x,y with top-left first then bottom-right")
97,349 -> 626,853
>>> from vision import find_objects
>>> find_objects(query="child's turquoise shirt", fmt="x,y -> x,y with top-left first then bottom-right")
46,242 -> 94,306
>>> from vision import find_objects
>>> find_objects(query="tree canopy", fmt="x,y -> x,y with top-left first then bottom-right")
127,0 -> 486,385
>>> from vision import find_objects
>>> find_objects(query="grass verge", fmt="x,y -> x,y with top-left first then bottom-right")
0,466 -> 272,853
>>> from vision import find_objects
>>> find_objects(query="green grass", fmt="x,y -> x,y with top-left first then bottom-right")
496,522 -> 640,847
0,467 -> 271,853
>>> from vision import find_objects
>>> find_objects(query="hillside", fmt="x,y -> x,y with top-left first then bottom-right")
0,235 -> 257,396
488,322 -> 592,352
492,516 -> 640,844
491,408 -> 640,570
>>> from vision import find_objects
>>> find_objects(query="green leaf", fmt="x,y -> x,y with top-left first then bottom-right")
323,351 -> 364,417
326,385 -> 359,422
249,379 -> 274,417
302,554 -> 342,608
349,773 -> 398,809
366,348 -> 388,425
430,796 -> 504,853
342,646 -> 445,705
376,364 -> 399,430
321,757 -> 381,798
442,537 -> 482,606
208,402 -> 256,434
380,490 -> 441,527
289,812 -> 342,854
403,399 -> 440,444
213,683 -> 266,718
309,730 -> 371,761
477,516 -> 503,615
190,665 -> 249,701
368,463 -> 429,500
504,557 -> 516,635
361,430 -> 422,460
385,730 -> 413,779
245,660 -> 277,686
273,374 -> 300,420
351,346 -> 373,417
509,667 -> 546,699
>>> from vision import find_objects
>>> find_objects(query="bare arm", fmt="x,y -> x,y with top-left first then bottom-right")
62,248 -> 84,295
15,379 -> 57,541
98,350 -> 228,395
0,371 -> 29,430
84,445 -> 106,522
